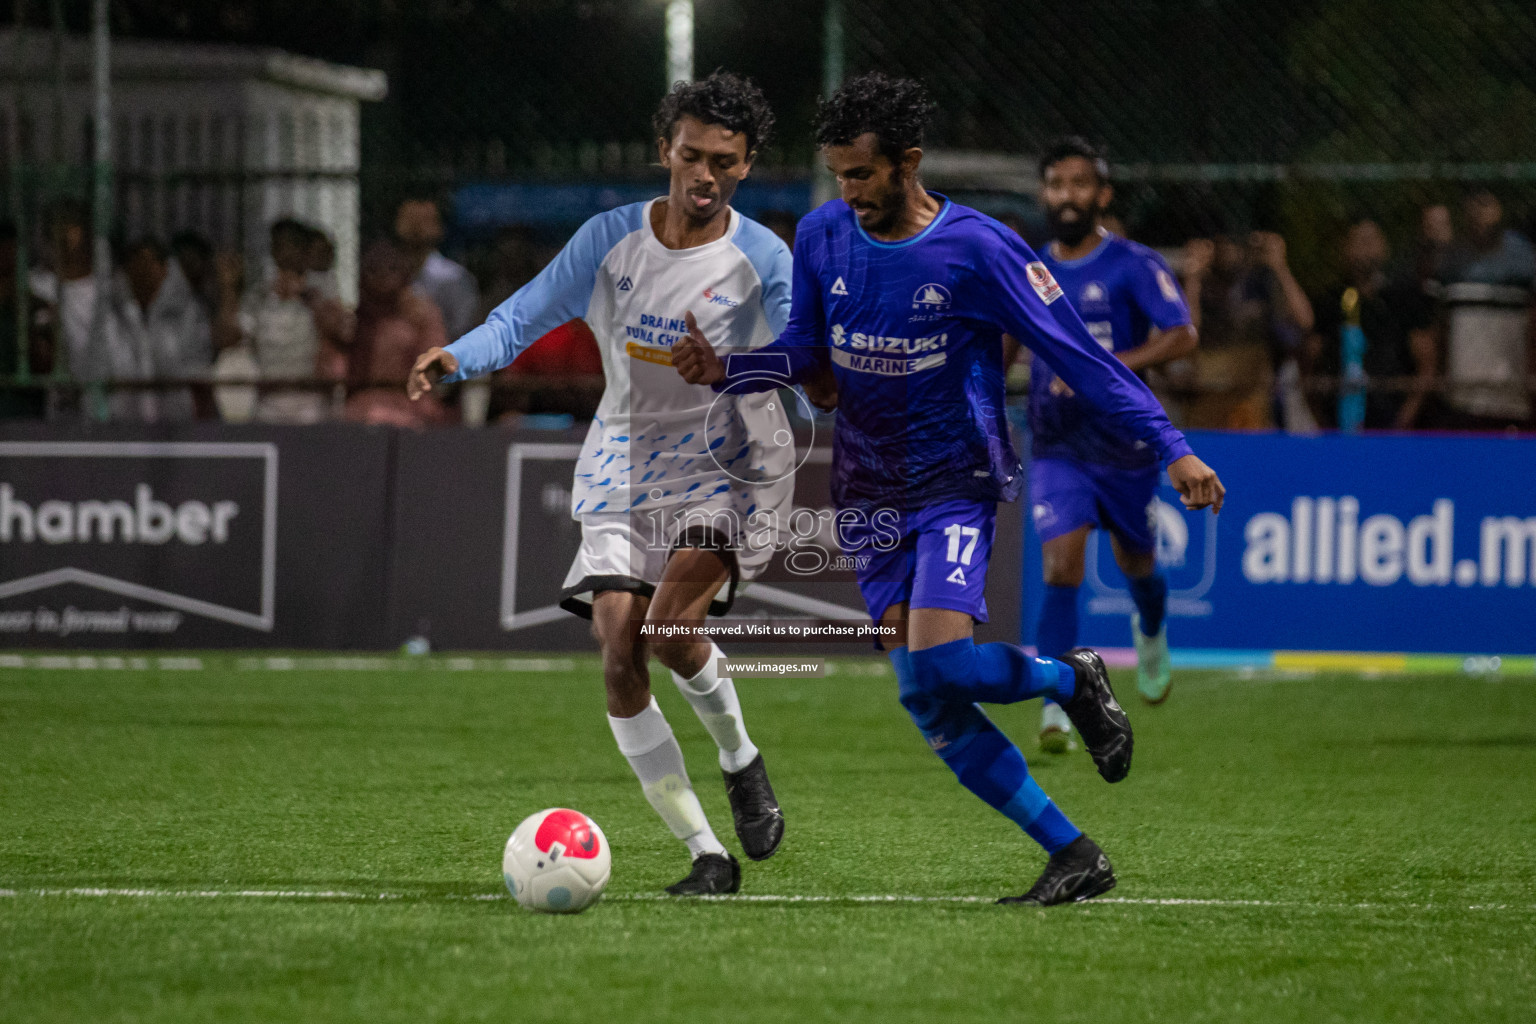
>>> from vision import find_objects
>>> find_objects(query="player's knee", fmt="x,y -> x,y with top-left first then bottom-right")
897,688 -> 946,734
907,642 -> 977,704
1115,551 -> 1157,580
650,636 -> 706,677
892,646 -> 978,737
1041,561 -> 1084,588
594,629 -> 641,680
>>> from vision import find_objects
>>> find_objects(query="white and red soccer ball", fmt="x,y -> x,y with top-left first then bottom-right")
503,808 -> 611,913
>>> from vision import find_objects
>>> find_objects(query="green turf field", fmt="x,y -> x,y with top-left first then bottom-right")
1,654 -> 1533,1023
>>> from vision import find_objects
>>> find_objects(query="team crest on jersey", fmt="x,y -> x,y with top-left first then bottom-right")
830,276 -> 849,296
1027,262 -> 1063,305
912,283 -> 951,311
1156,267 -> 1181,303
616,276 -> 634,292
1080,282 -> 1107,305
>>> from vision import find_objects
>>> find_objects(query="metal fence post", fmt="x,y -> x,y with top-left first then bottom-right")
87,0 -> 112,422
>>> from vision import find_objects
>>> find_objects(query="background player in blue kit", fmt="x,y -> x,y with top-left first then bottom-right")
1020,138 -> 1201,751
674,74 -> 1225,905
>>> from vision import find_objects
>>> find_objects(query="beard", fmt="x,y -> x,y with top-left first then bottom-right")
854,167 -> 909,235
1047,201 -> 1099,246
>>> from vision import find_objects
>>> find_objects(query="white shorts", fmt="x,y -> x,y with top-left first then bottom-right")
558,497 -> 781,620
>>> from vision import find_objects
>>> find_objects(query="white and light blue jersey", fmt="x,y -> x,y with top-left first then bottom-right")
444,199 -> 795,519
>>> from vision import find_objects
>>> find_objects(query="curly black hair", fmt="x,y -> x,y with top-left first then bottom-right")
1038,136 -> 1110,183
814,72 -> 936,164
653,71 -> 775,156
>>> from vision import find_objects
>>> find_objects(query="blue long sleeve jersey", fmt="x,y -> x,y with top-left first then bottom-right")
713,196 -> 1193,513
1034,232 -> 1193,470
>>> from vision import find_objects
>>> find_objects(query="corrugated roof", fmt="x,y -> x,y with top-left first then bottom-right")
0,31 -> 386,101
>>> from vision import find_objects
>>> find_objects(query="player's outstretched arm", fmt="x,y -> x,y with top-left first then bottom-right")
672,310 -> 726,386
1168,453 -> 1224,513
407,347 -> 460,401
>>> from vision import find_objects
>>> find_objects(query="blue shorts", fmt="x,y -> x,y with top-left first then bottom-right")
1029,457 -> 1159,554
841,500 -> 997,625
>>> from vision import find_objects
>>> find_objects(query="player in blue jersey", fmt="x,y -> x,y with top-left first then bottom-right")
1022,138 -> 1200,753
673,73 -> 1224,905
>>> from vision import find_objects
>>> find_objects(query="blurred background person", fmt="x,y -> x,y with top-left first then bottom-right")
1304,218 -> 1436,431
342,236 -> 449,427
115,237 -> 212,422
304,224 -> 341,300
28,198 -> 155,420
476,223 -> 546,319
756,209 -> 800,252
0,220 -> 51,419
1181,229 -> 1313,430
170,230 -> 218,315
1414,203 -> 1455,292
217,217 -> 347,424
395,194 -> 480,341
1427,189 -> 1535,430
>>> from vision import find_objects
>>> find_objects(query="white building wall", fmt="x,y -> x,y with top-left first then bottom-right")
0,38 -> 380,306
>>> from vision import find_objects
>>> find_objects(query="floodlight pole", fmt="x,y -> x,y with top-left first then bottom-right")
87,0 -> 112,419
10,0 -> 30,380
665,0 -> 694,87
812,0 -> 845,206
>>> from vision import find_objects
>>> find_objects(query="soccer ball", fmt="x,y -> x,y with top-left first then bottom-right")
502,808 -> 611,913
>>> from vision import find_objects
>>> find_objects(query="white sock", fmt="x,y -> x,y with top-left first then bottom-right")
1041,701 -> 1072,734
672,643 -> 760,774
607,697 -> 726,858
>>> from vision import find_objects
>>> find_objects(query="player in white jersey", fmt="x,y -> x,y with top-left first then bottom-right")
408,73 -> 796,895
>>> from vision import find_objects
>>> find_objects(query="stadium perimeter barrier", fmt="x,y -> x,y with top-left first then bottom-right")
3,422 -> 1532,664
1024,431 -> 1536,672
0,421 -> 1020,652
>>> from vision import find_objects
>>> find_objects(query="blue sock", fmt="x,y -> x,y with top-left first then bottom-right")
888,649 -> 1082,854
1037,584 -> 1080,660
1037,584 -> 1080,709
908,638 -> 1075,706
1127,572 -> 1168,637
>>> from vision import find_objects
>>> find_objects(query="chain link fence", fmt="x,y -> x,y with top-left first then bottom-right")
843,0 -> 1536,270
2,0 -> 1535,425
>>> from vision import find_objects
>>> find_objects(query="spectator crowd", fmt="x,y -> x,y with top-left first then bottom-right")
0,193 -> 602,429
2,188 -> 1533,433
1167,189 -> 1535,434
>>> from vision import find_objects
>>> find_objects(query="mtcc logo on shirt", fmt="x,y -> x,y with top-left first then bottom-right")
912,283 -> 951,311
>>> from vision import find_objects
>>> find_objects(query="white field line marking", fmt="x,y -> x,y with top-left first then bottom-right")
0,887 -> 1530,913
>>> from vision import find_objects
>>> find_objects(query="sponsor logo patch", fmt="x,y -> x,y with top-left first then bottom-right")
831,349 -> 946,376
625,341 -> 674,366
1027,262 -> 1063,305
1156,267 -> 1181,303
